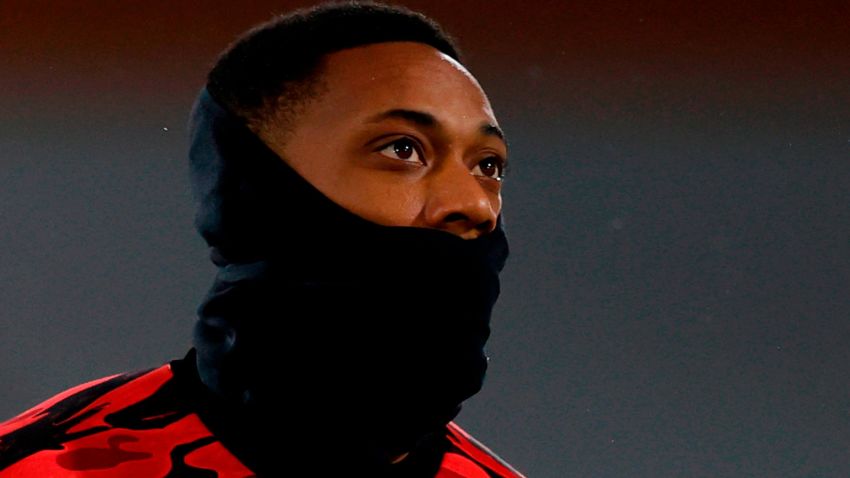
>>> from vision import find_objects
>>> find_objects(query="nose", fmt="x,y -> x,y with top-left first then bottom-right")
420,158 -> 499,239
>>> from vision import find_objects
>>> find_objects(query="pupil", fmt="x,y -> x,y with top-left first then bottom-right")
395,141 -> 414,159
481,158 -> 499,178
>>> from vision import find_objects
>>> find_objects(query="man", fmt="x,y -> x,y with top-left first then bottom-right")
0,2 -> 522,476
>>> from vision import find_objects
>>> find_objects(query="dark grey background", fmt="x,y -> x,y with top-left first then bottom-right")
2,1 -> 849,477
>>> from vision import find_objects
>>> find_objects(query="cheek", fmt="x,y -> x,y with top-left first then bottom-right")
334,173 -> 426,227
277,140 -> 339,192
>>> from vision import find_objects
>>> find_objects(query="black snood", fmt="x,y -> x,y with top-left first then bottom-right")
188,88 -> 509,473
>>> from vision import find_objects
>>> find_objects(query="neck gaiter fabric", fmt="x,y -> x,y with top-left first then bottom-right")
187,87 -> 510,473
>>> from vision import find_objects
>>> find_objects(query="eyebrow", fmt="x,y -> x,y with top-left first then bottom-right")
365,108 -> 508,146
480,123 -> 507,144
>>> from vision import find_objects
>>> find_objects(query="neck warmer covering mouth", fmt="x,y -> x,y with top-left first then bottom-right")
187,87 -> 510,463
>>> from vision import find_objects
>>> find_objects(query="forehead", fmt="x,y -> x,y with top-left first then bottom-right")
309,41 -> 498,127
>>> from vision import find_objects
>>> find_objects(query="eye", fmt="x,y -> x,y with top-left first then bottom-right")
377,138 -> 424,164
471,156 -> 506,181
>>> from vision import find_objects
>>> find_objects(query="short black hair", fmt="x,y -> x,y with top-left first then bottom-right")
207,1 -> 461,132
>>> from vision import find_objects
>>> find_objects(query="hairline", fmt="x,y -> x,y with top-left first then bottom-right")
251,40 -> 457,146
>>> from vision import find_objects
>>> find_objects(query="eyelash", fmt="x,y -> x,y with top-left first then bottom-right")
476,156 -> 508,181
377,137 -> 425,164
375,137 -> 508,181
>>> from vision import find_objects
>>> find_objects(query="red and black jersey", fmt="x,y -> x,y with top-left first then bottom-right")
0,357 -> 524,477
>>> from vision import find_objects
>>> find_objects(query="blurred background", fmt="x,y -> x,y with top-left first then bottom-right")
2,1 -> 849,476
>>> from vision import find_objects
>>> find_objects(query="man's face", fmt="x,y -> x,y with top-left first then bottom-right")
259,41 -> 507,240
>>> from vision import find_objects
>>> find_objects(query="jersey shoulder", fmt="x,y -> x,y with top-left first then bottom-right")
0,363 -> 251,477
437,422 -> 526,478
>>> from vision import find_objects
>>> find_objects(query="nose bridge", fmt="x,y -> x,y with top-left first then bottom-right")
424,151 -> 497,237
